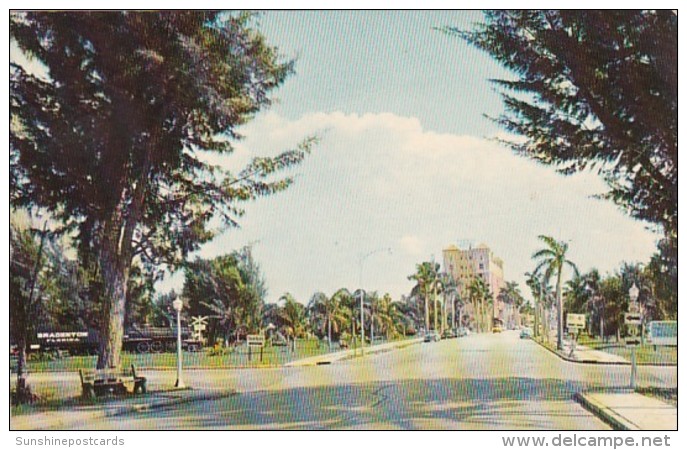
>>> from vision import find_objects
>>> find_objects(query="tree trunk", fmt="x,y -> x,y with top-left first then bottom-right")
14,338 -> 32,404
556,269 -> 564,350
424,289 -> 430,332
95,153 -> 150,369
327,316 -> 332,350
96,240 -> 131,369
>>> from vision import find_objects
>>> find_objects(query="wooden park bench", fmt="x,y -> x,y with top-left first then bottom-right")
79,365 -> 147,399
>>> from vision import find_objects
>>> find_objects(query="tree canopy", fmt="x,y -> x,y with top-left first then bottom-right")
452,11 -> 677,246
10,11 -> 313,368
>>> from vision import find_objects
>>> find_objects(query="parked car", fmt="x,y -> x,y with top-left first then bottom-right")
423,331 -> 441,343
441,329 -> 456,339
492,325 -> 503,333
456,328 -> 470,337
519,328 -> 533,339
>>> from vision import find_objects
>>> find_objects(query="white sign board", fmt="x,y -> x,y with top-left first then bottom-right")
247,334 -> 265,347
566,313 -> 586,329
625,313 -> 642,325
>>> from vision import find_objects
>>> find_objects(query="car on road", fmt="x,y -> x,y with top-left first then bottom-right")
519,328 -> 533,339
423,331 -> 440,342
441,329 -> 456,339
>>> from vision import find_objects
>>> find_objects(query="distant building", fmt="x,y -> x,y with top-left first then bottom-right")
443,243 -> 505,321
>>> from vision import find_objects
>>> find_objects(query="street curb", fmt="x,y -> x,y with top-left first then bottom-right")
285,338 -> 423,367
574,392 -> 639,431
530,337 -> 676,367
531,338 -> 630,366
11,389 -> 239,430
105,389 -> 238,418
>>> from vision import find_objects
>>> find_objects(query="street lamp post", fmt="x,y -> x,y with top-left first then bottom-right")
628,283 -> 640,390
359,289 -> 366,355
172,298 -> 185,388
358,247 -> 392,355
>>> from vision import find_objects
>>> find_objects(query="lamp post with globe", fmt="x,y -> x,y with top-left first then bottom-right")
172,298 -> 185,388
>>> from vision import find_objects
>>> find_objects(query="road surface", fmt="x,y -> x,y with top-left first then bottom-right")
60,331 -> 675,430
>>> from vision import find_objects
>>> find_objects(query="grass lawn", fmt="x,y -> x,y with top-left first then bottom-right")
25,338 -> 330,372
23,337 -> 415,372
576,335 -> 676,365
637,387 -> 678,407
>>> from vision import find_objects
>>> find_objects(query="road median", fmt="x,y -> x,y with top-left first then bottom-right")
284,338 -> 423,367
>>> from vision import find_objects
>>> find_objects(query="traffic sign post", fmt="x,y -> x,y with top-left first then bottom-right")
191,316 -> 209,344
565,314 -> 586,358
626,284 -> 640,389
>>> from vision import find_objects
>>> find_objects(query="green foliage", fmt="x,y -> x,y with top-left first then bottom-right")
275,293 -> 307,338
532,235 -> 577,349
407,261 -> 441,331
452,11 -> 676,244
10,221 -> 45,346
183,246 -> 267,343
11,11 -> 313,368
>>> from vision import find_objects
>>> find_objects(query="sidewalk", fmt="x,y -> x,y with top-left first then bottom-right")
562,342 -> 629,364
532,337 -> 629,364
11,339 -> 421,430
531,337 -> 677,430
284,338 -> 422,367
575,391 -> 677,431
10,388 -> 237,430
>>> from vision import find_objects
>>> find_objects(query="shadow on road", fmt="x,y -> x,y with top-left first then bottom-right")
122,377 -> 612,430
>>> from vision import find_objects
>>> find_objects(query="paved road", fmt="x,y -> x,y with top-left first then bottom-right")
60,331 -> 675,430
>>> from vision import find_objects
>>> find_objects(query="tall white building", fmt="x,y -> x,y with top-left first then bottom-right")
443,243 -> 505,320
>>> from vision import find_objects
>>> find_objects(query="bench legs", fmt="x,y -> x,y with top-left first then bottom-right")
134,378 -> 147,394
82,383 -> 95,400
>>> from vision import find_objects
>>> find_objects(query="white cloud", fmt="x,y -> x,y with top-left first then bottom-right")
179,110 -> 660,303
399,235 -> 425,256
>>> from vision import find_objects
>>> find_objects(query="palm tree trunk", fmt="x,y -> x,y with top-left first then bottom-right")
327,315 -> 332,350
433,283 -> 438,332
556,269 -> 564,350
424,290 -> 430,332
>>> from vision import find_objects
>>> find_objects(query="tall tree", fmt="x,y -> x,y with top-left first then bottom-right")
532,235 -> 578,350
11,12 -> 313,369
468,277 -> 490,332
10,223 -> 43,403
277,293 -> 307,339
183,248 -> 266,344
408,261 -> 440,332
307,291 -> 347,349
498,281 -> 524,329
452,11 -> 677,254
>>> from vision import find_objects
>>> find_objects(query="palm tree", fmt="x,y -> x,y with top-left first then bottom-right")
468,277 -> 489,332
498,281 -> 523,329
564,273 -> 589,314
525,271 -> 541,337
331,288 -> 355,345
408,261 -> 440,332
532,235 -> 578,350
372,293 -> 396,340
277,293 -> 307,339
307,291 -> 348,350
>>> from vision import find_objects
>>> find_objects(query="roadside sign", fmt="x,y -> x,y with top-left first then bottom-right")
247,334 -> 265,347
624,313 -> 642,325
625,337 -> 640,346
191,316 -> 209,343
566,313 -> 586,329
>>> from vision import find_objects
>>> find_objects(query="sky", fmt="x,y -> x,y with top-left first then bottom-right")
172,10 -> 661,304
8,10 -> 663,305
